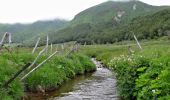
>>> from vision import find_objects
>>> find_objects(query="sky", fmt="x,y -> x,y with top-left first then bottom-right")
0,0 -> 170,24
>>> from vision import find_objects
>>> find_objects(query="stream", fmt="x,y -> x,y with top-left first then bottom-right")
27,58 -> 119,100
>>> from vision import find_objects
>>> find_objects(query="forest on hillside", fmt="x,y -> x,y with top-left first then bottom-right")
0,1 -> 169,45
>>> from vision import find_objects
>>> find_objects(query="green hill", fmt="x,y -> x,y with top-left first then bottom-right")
0,19 -> 68,45
49,1 -> 169,44
79,8 -> 170,44
0,0 -> 169,45
115,8 -> 170,40
71,1 -> 158,25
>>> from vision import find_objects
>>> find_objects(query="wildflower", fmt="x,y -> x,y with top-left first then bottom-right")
152,90 -> 156,93
128,58 -> 132,62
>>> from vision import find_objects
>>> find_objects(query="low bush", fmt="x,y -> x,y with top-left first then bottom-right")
108,50 -> 170,100
0,56 -> 24,100
25,54 -> 96,92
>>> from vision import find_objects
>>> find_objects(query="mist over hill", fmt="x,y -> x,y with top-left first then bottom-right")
0,0 -> 169,45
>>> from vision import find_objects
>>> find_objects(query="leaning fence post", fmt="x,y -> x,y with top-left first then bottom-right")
2,63 -> 31,87
51,43 -> 53,54
0,32 -> 12,44
28,44 -> 48,69
0,32 -> 7,45
133,33 -> 142,50
46,35 -> 49,55
8,32 -> 12,44
32,37 -> 40,54
0,32 -> 7,48
20,50 -> 58,81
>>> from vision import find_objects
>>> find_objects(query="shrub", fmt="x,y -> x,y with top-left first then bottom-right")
108,51 -> 170,100
25,53 -> 96,92
0,56 -> 24,100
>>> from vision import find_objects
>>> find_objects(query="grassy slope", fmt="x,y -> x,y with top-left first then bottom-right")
116,8 -> 170,40
71,1 -> 157,25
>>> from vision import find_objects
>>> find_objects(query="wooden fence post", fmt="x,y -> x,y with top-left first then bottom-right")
32,37 -> 40,54
8,32 -> 12,44
51,43 -> 53,54
2,63 -> 31,87
46,35 -> 49,55
28,44 -> 48,69
20,50 -> 58,81
0,32 -> 7,46
133,33 -> 142,50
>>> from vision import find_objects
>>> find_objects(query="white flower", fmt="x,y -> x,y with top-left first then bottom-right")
152,90 -> 156,93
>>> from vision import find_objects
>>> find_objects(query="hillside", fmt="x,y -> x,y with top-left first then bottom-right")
96,8 -> 170,43
49,1 -> 169,44
0,0 -> 169,45
71,1 -> 158,25
0,19 -> 68,45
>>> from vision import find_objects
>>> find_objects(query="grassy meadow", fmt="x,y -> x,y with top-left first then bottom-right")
0,37 -> 170,100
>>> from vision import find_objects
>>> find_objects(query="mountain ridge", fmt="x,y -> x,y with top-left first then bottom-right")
0,0 -> 169,45
49,0 -> 169,44
0,19 -> 68,45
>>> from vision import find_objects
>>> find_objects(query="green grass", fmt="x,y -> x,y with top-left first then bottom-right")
26,54 -> 96,91
0,44 -> 96,100
1,38 -> 169,100
80,38 -> 170,100
0,55 -> 24,100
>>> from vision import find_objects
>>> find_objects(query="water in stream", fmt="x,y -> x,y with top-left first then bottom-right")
27,58 -> 119,100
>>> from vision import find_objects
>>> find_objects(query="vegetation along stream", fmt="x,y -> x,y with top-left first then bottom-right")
27,58 -> 119,100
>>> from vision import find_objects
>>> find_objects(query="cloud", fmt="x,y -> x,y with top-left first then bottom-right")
0,0 -> 169,23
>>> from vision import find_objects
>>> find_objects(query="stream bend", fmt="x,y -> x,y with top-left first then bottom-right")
49,58 -> 119,100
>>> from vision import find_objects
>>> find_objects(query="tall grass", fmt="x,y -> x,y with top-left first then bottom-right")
0,45 -> 96,99
0,56 -> 24,100
25,54 -> 96,92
